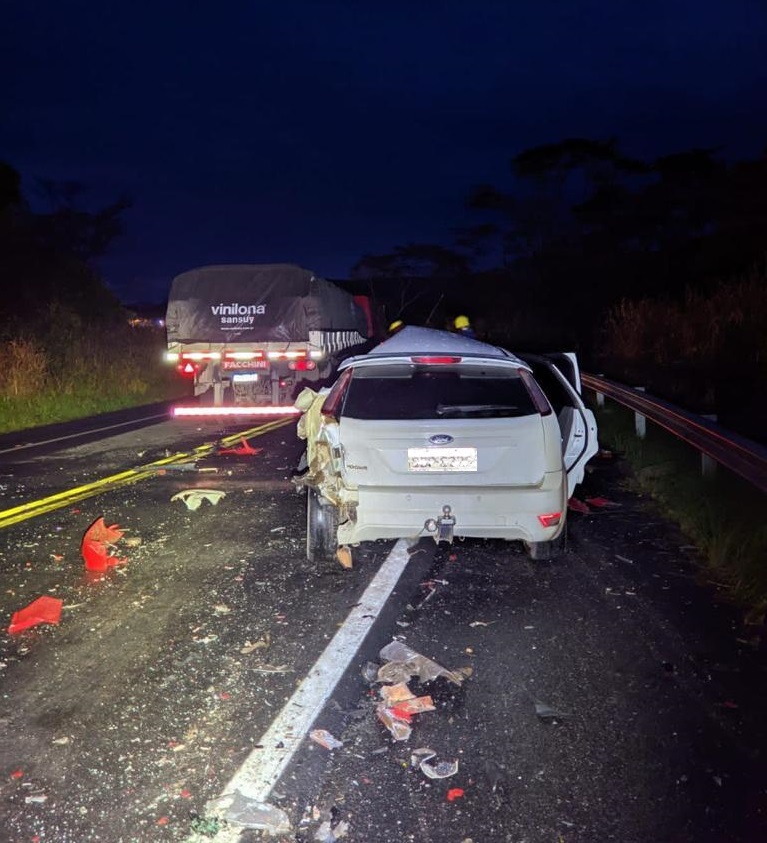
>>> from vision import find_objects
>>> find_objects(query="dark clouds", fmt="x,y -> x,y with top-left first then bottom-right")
3,1 -> 767,301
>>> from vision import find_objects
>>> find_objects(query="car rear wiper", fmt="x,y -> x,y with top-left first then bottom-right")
436,403 -> 520,417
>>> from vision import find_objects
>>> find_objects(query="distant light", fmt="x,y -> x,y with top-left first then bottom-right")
173,406 -> 300,417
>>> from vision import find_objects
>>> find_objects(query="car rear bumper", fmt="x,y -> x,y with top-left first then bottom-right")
337,473 -> 566,544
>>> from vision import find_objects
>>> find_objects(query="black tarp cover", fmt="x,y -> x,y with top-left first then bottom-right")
166,264 -> 369,344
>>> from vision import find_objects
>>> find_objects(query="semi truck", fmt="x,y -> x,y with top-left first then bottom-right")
165,264 -> 375,414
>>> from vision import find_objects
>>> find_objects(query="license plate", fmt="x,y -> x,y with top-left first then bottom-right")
232,373 -> 259,383
223,360 -> 268,370
407,447 -> 477,472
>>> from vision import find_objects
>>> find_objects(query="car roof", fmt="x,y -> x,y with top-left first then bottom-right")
338,326 -> 530,371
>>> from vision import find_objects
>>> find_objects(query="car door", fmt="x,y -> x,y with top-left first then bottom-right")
517,353 -> 599,496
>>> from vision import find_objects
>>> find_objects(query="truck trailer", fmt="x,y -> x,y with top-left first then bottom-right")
165,264 -> 374,415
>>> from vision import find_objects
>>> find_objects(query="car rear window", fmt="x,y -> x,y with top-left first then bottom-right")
340,363 -> 538,420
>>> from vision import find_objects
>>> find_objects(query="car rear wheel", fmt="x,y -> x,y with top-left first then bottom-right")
307,487 -> 339,564
525,531 -> 565,561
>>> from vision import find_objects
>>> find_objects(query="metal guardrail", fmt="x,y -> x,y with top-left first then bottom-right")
582,373 -> 767,494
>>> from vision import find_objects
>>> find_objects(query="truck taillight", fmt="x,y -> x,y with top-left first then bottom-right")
288,360 -> 316,371
181,351 -> 221,361
177,362 -> 198,378
268,350 -> 308,360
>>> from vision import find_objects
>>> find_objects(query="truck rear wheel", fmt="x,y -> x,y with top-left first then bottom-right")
307,488 -> 339,564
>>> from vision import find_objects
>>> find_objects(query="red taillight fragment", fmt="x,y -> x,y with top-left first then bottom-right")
411,356 -> 462,365
537,512 -> 562,528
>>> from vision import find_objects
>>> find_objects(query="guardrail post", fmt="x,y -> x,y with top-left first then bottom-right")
701,414 -> 718,479
595,375 -> 605,408
634,387 -> 646,439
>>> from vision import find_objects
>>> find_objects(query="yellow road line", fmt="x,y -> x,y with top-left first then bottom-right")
0,417 -> 294,530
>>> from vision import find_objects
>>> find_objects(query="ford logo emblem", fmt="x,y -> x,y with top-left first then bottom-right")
429,434 -> 454,445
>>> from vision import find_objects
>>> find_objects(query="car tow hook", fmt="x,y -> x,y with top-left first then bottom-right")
424,505 -> 456,544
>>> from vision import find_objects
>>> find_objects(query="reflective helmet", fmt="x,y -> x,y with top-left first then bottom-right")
388,319 -> 404,334
454,315 -> 470,330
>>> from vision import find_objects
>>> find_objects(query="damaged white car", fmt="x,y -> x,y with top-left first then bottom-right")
294,326 -> 598,563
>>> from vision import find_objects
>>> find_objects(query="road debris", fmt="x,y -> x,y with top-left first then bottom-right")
240,633 -> 271,654
310,729 -> 344,750
315,818 -> 350,841
586,496 -> 621,508
336,545 -> 353,569
411,747 -> 459,779
377,640 -> 468,685
567,498 -> 591,514
534,699 -> 572,721
376,704 -> 412,741
218,438 -> 262,456
80,516 -> 127,572
206,788 -> 291,833
446,788 -> 465,802
8,596 -> 63,633
171,489 -> 226,511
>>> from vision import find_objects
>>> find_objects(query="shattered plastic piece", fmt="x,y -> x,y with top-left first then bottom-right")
219,438 -> 262,456
376,703 -> 412,741
379,682 -> 415,705
378,640 -> 466,685
390,696 -> 435,718
310,729 -> 344,750
567,498 -> 591,514
8,596 -> 63,633
534,700 -> 571,721
207,789 -> 291,833
171,489 -> 226,511
585,496 -> 620,508
411,747 -> 459,779
336,546 -> 353,569
446,788 -> 465,802
315,819 -> 350,841
81,517 -> 127,572
362,662 -> 380,683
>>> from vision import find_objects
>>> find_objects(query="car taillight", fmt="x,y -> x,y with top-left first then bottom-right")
519,369 -> 553,416
288,360 -> 317,371
321,368 -> 353,420
411,356 -> 462,364
537,512 -> 562,528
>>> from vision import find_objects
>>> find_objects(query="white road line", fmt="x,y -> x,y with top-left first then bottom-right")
199,538 -> 410,838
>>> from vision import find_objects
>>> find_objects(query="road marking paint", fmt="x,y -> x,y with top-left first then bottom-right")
205,538 -> 411,832
0,417 -> 294,529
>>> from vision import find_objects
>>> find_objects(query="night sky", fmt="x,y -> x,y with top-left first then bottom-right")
4,1 -> 767,303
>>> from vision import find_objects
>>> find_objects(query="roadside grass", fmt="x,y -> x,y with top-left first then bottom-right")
593,400 -> 767,621
0,329 -> 191,434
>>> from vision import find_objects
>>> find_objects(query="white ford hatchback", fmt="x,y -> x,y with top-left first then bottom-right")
296,327 -> 598,562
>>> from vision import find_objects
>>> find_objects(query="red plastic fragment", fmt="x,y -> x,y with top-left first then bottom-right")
10,769 -> 23,779
567,498 -> 591,514
585,496 -> 618,508
219,438 -> 262,456
8,596 -> 63,633
446,788 -> 465,802
156,816 -> 170,826
81,516 -> 127,572
389,705 -> 414,722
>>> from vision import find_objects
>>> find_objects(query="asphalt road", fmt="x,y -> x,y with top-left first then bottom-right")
0,413 -> 764,842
